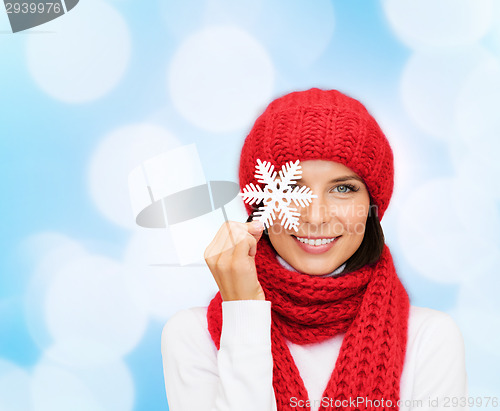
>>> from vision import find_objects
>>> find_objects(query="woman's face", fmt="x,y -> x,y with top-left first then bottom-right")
267,160 -> 371,275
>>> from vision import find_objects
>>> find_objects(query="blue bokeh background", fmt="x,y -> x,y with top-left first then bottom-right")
1,0 -> 500,409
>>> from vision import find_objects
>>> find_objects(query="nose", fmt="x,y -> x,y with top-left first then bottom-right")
300,193 -> 331,227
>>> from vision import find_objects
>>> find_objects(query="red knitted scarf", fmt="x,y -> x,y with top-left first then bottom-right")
207,236 -> 410,410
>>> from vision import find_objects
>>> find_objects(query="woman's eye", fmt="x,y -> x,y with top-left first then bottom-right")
331,184 -> 356,193
288,183 -> 358,193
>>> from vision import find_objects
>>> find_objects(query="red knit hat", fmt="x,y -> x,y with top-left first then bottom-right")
239,87 -> 394,220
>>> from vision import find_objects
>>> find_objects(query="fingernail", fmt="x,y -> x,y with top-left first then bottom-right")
252,220 -> 265,230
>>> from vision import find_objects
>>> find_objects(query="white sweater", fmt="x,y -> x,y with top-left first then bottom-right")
161,262 -> 468,411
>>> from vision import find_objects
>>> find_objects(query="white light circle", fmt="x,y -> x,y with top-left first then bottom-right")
368,106 -> 418,201
22,232 -> 149,366
397,177 -> 500,284
43,337 -> 125,369
486,5 -> 500,56
23,232 -> 88,349
453,58 -> 500,201
0,360 -> 31,411
204,0 -> 263,28
26,0 -> 131,103
382,0 -> 493,49
44,253 -> 148,364
456,58 -> 500,144
32,364 -> 103,411
400,47 -> 495,140
450,139 -> 500,202
371,113 -> 424,239
67,359 -> 134,411
88,123 -> 180,229
32,357 -> 134,411
168,26 -> 275,133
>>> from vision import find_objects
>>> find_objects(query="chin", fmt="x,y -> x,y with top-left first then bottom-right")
290,256 -> 341,276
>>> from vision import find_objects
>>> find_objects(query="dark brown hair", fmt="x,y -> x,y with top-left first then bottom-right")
342,198 -> 385,273
245,197 -> 385,274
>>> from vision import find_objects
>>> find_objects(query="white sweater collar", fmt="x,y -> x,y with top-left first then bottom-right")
276,254 -> 347,277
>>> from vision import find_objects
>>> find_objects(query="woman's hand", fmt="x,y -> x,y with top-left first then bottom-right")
204,220 -> 266,301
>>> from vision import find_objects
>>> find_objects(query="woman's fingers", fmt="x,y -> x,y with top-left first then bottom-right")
203,220 -> 266,301
204,221 -> 238,262
248,220 -> 265,237
232,231 -> 257,264
208,221 -> 262,259
204,222 -> 250,271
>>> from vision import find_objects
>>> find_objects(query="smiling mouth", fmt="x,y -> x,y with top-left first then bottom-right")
291,235 -> 339,254
291,235 -> 340,246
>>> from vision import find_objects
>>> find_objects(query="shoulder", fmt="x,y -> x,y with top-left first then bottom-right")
407,305 -> 466,362
161,305 -> 210,341
162,306 -> 209,334
161,306 -> 215,357
408,305 -> 464,340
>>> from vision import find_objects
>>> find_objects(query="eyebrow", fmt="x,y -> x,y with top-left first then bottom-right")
295,175 -> 364,184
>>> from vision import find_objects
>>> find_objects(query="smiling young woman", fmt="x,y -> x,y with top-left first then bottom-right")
161,88 -> 468,411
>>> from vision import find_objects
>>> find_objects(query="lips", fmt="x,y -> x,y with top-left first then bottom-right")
292,235 -> 339,255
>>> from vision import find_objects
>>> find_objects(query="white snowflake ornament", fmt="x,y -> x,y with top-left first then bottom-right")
239,159 -> 318,232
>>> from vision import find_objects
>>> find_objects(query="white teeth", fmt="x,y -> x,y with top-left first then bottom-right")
295,236 -> 336,246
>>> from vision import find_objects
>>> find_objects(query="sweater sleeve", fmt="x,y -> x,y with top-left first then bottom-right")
411,311 -> 469,411
161,300 -> 277,411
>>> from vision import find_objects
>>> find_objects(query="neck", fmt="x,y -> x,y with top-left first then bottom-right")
276,254 -> 347,277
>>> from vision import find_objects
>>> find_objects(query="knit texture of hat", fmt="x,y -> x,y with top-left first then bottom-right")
239,87 -> 394,220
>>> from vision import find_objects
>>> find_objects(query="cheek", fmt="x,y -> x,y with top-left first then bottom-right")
268,224 -> 288,246
348,214 -> 369,236
335,202 -> 369,235
269,223 -> 284,237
